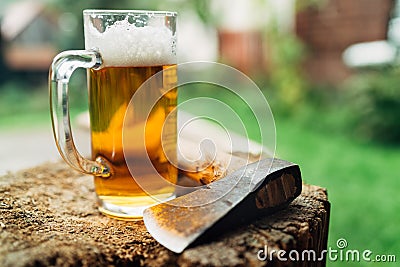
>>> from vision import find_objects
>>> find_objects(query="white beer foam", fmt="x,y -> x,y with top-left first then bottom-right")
85,18 -> 176,67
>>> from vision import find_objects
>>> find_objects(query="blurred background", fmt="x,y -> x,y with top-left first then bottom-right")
1,0 -> 399,265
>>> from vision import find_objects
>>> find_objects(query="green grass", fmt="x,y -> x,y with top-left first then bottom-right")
0,72 -> 88,130
275,116 -> 400,266
0,82 -> 49,129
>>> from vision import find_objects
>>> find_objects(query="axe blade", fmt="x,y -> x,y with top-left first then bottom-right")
143,158 -> 302,253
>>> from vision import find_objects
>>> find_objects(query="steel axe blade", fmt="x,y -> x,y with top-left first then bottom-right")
143,158 -> 302,253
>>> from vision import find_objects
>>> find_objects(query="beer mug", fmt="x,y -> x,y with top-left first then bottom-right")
49,10 -> 178,219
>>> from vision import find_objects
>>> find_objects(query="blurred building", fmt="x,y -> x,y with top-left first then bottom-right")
0,0 -> 59,83
207,0 -> 394,84
212,0 -> 295,76
296,0 -> 394,84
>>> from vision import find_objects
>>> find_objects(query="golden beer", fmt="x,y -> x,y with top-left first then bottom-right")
88,65 -> 177,217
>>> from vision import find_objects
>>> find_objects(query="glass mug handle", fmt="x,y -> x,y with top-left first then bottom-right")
49,49 -> 111,177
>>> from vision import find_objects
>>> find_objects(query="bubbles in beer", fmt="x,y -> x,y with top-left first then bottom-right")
85,17 -> 176,67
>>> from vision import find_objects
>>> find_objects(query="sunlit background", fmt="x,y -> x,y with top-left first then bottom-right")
1,0 -> 399,266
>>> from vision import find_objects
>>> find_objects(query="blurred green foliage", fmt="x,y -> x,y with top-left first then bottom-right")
255,16 -> 400,145
261,30 -> 310,115
344,69 -> 400,144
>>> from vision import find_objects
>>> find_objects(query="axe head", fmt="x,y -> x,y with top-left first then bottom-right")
143,158 -> 302,253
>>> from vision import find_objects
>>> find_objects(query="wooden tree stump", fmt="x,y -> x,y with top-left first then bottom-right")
0,162 -> 330,267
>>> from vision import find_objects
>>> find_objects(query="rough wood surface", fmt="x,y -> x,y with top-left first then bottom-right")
0,162 -> 330,267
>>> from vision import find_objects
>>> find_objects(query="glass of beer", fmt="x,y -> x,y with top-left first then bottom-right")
49,10 -> 178,219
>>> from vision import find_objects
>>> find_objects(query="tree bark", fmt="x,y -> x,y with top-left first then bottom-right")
0,162 -> 330,267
